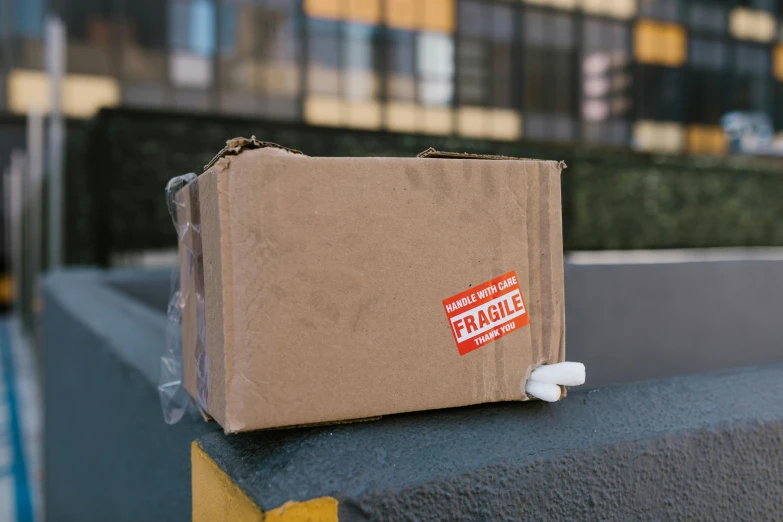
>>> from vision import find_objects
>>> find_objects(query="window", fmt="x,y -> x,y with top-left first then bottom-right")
635,65 -> 684,122
305,20 -> 381,128
122,0 -> 168,98
457,1 -> 514,108
582,0 -> 637,20
729,7 -> 776,42
523,9 -> 576,142
638,0 -> 681,21
417,32 -> 454,106
13,0 -> 44,37
307,18 -> 340,96
383,0 -> 454,32
634,20 -> 687,67
387,30 -> 416,101
774,45 -> 783,81
217,0 -> 300,118
304,0 -> 381,25
455,0 -> 519,139
688,3 -> 725,34
687,38 -> 729,124
169,0 -> 216,93
690,38 -> 727,71
581,17 -> 631,145
732,44 -> 771,113
170,0 -> 217,56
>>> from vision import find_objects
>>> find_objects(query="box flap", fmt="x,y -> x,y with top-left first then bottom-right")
417,147 -> 567,169
204,136 -> 305,171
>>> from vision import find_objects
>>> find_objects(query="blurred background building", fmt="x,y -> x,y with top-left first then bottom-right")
0,0 -> 782,156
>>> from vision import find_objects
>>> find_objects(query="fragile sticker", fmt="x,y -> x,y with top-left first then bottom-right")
442,271 -> 529,356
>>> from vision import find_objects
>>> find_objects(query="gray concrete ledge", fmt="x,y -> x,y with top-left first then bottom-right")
43,269 -> 219,522
41,262 -> 783,521
199,362 -> 783,521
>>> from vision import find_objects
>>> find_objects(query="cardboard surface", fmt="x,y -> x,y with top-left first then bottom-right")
179,141 -> 566,433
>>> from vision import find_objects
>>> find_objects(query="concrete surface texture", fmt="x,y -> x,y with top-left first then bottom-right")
197,362 -> 783,521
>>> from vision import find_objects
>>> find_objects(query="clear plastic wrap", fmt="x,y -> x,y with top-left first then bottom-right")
159,173 -> 199,424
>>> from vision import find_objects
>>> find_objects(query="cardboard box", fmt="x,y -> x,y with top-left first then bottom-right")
178,138 -> 566,433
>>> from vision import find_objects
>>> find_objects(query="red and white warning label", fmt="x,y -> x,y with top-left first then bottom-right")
442,271 -> 529,356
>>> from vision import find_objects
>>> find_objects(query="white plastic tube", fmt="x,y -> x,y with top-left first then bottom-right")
524,380 -> 562,402
529,362 -> 586,386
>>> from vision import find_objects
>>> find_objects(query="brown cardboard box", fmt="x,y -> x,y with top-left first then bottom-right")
178,138 -> 566,433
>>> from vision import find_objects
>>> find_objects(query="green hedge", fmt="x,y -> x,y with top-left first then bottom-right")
66,107 -> 783,265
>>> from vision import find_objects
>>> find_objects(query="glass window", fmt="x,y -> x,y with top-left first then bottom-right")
690,37 -> 727,70
634,20 -> 687,67
457,1 -> 514,108
523,9 -> 576,141
307,18 -> 340,96
169,0 -> 216,91
387,30 -> 416,101
732,44 -> 771,113
638,0 -> 681,21
688,3 -> 725,34
343,24 -> 378,100
635,65 -> 684,121
13,0 -> 44,37
581,17 -> 631,145
417,32 -> 454,105
170,0 -> 217,56
729,7 -> 776,42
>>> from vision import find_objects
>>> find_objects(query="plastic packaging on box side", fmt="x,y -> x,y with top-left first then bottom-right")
159,173 -> 198,424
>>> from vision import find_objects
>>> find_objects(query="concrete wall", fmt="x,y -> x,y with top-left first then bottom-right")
565,255 -> 783,388
43,269 -> 219,522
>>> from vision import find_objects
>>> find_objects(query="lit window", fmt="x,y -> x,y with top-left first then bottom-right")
687,125 -> 727,155
633,120 -> 685,153
634,20 -> 687,67
304,0 -> 380,24
582,0 -> 636,20
774,45 -> 783,81
523,0 -> 579,11
384,0 -> 453,32
385,0 -> 417,31
729,8 -> 776,43
421,0 -> 454,33
8,70 -> 119,118
303,0 -> 342,21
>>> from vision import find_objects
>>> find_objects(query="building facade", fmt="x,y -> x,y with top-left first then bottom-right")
1,0 -> 782,154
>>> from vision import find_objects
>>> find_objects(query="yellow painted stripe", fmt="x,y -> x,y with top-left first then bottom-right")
192,441 -> 338,522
